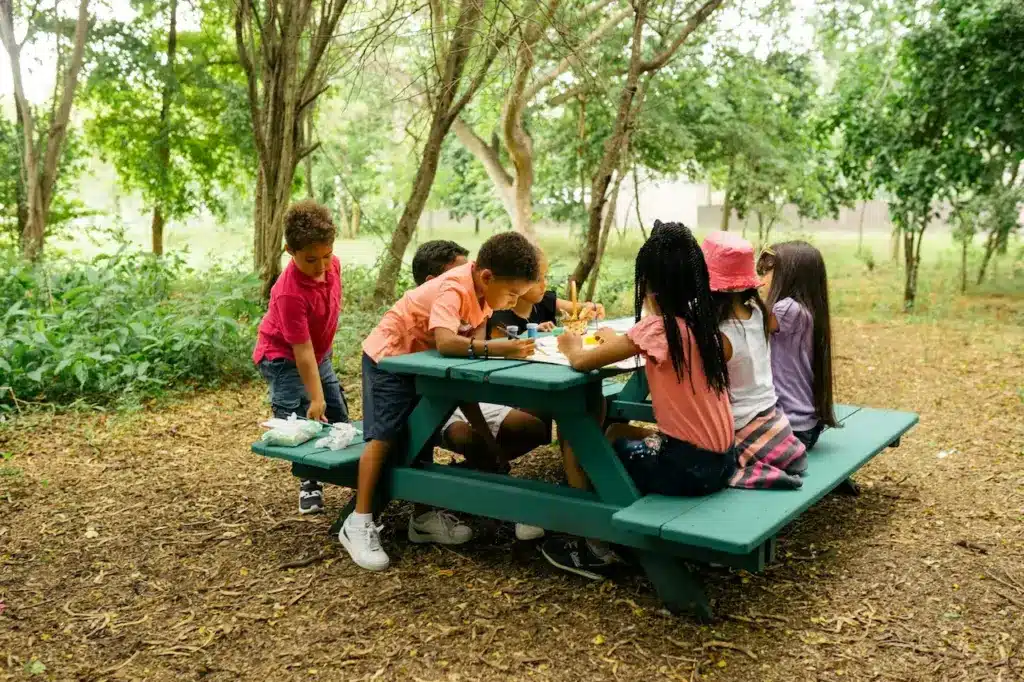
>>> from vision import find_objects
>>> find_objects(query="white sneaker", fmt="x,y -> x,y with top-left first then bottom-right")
339,515 -> 390,571
408,510 -> 473,545
515,523 -> 545,541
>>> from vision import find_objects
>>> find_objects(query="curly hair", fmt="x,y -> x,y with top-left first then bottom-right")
476,232 -> 540,281
412,239 -> 470,285
284,200 -> 336,251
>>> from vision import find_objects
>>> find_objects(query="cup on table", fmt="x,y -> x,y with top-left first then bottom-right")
505,325 -> 519,339
525,323 -> 539,338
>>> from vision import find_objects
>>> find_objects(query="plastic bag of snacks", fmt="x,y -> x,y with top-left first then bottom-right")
260,414 -> 324,447
315,422 -> 360,451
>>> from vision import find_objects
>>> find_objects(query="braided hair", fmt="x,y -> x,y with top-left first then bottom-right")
634,221 -> 729,394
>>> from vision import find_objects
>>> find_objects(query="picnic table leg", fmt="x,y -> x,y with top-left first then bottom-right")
636,552 -> 712,621
557,387 -> 710,618
834,478 -> 861,496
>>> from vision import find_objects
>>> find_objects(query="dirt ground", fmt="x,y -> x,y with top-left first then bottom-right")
2,311 -> 1023,682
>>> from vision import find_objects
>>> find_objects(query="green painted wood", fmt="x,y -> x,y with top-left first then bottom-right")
601,379 -> 626,398
607,400 -> 655,423
634,551 -> 712,620
618,370 -> 649,402
416,375 -> 593,415
378,351 -> 483,378
483,361 -> 602,389
556,411 -> 640,507
657,407 -> 918,552
400,397 -> 457,466
611,406 -> 914,547
834,405 -> 860,422
252,421 -> 364,470
449,359 -> 530,382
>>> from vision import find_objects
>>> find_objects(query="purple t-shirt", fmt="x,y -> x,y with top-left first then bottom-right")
770,298 -> 818,432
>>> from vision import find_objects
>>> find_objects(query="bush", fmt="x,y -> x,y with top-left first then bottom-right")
0,249 -> 263,409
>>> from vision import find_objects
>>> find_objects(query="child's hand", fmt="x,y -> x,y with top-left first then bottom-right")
582,301 -> 606,320
537,321 -> 556,332
557,332 -> 583,356
492,338 -> 535,359
307,397 -> 327,422
594,327 -> 618,344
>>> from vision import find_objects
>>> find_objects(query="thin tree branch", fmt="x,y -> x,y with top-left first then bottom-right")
639,0 -> 724,74
523,4 -> 632,103
234,0 -> 269,167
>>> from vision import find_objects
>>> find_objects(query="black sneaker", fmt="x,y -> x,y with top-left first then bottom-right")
541,537 -> 615,581
298,480 -> 324,515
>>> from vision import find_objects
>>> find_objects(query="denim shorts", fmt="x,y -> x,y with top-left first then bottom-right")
361,352 -> 419,442
258,356 -> 349,424
613,433 -> 737,497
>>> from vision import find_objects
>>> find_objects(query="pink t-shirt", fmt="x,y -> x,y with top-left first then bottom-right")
362,262 -> 492,362
626,315 -> 734,453
252,257 -> 342,365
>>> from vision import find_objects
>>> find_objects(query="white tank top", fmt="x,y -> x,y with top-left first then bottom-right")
720,304 -> 778,429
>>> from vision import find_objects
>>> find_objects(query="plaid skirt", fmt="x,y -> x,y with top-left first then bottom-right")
729,405 -> 807,490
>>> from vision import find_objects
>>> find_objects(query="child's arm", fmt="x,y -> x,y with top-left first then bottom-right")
434,328 -> 534,359
556,331 -> 637,372
292,341 -> 327,421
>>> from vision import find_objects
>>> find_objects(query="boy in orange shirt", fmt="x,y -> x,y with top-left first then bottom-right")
341,233 -> 539,571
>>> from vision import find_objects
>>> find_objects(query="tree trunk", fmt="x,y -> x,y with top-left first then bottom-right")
474,214 -> 480,235
236,0 -> 349,298
351,201 -> 361,236
585,165 -> 623,302
890,224 -> 901,263
151,208 -> 165,256
0,0 -> 91,262
572,0 -> 649,288
857,202 -> 867,252
976,229 -> 997,285
14,100 -> 27,247
902,219 -> 927,311
372,0 -> 486,305
959,229 -> 968,294
151,0 -> 178,256
720,160 -> 734,231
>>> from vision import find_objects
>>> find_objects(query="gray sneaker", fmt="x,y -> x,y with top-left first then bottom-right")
298,479 -> 324,515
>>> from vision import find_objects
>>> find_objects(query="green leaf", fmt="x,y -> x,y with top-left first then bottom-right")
0,357 -> 10,373
25,660 -> 46,676
27,369 -> 43,383
74,362 -> 89,388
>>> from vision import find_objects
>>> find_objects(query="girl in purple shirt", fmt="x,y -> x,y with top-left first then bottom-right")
757,241 -> 838,449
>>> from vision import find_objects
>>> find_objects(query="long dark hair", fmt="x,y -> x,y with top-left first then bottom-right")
757,241 -> 837,427
634,221 -> 729,394
712,288 -> 771,340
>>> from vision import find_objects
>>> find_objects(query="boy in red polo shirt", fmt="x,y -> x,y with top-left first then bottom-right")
253,200 -> 347,515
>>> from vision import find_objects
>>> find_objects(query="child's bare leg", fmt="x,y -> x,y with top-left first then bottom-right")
355,439 -> 390,514
605,422 -> 657,443
496,410 -> 549,460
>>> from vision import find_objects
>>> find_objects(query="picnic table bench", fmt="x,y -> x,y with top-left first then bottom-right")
252,348 -> 917,619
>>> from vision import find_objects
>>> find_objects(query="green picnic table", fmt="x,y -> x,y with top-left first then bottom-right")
252,348 -> 918,619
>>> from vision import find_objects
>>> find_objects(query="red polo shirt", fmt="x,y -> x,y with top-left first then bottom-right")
253,256 -> 342,365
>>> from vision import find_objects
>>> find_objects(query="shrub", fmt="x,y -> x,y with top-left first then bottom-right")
0,249 -> 263,409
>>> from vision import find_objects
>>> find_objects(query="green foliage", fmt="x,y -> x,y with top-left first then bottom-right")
434,142 -> 506,229
0,117 -> 90,249
84,0 -> 253,224
0,245 -> 263,409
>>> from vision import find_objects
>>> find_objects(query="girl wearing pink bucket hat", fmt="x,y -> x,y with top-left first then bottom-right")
701,232 -> 808,490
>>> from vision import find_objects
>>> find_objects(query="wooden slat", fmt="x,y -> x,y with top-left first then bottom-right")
252,421 -> 365,470
657,407 -> 918,552
378,351 -> 483,378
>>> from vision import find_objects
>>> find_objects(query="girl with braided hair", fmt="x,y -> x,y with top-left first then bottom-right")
541,221 -> 737,580
701,232 -> 807,491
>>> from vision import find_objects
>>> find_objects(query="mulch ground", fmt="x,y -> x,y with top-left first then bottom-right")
1,310 -> 1022,682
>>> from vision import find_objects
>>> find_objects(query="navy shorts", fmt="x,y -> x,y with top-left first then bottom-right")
793,423 -> 824,451
361,353 -> 419,442
258,357 -> 349,424
613,433 -> 736,497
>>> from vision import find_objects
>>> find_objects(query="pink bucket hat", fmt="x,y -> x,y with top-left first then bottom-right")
700,231 -> 762,292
